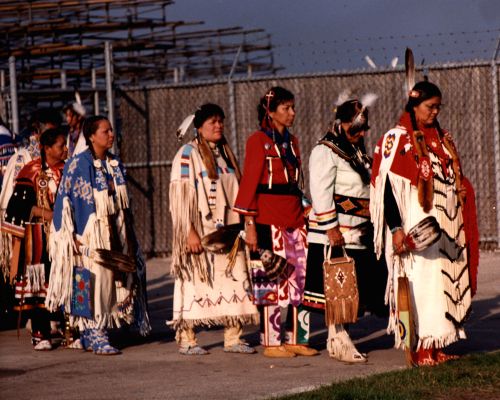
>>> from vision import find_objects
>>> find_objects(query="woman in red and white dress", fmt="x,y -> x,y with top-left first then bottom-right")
370,81 -> 479,366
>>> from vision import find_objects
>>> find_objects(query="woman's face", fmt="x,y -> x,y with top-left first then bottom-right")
198,115 -> 224,143
45,135 -> 68,162
341,122 -> 366,145
413,96 -> 441,127
91,119 -> 114,152
269,100 -> 295,132
65,109 -> 80,130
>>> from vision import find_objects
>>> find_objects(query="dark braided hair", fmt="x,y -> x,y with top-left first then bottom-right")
405,81 -> 442,132
40,127 -> 67,169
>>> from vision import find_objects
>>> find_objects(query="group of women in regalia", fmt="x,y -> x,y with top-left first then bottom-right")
1,108 -> 150,355
0,54 -> 478,367
169,78 -> 478,366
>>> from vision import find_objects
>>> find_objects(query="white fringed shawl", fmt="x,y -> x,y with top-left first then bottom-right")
45,150 -> 150,333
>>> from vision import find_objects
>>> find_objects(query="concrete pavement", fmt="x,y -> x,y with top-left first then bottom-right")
0,251 -> 499,399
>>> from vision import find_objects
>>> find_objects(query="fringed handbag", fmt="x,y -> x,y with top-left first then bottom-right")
323,246 -> 359,325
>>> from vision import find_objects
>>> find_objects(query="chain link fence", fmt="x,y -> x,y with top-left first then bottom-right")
119,61 -> 500,255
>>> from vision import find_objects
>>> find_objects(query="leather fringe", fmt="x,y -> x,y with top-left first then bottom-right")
171,313 -> 260,331
325,297 -> 359,325
169,180 -> 211,284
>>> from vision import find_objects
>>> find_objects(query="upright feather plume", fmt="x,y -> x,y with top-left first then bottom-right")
72,90 -> 86,116
176,114 -> 195,141
335,89 -> 351,106
351,93 -> 378,132
405,48 -> 415,95
360,92 -> 378,108
390,57 -> 399,69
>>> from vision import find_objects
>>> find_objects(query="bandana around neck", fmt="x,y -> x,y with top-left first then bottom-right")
262,127 -> 298,168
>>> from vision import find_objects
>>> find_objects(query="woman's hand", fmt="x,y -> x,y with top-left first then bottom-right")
244,219 -> 258,252
73,238 -> 83,255
186,227 -> 204,254
392,228 -> 407,255
31,206 -> 53,222
43,209 -> 53,222
326,226 -> 345,247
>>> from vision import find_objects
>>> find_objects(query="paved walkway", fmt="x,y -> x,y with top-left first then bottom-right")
0,251 -> 498,399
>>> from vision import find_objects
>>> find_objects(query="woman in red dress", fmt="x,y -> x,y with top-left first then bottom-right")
234,86 -> 318,358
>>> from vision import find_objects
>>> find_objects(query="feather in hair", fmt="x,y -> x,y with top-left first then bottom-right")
405,48 -> 415,95
176,114 -> 195,141
334,89 -> 351,106
72,91 -> 86,116
360,92 -> 378,108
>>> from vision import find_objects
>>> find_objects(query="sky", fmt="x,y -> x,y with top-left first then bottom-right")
168,0 -> 500,74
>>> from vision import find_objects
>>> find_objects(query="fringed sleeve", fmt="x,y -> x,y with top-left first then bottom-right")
0,152 -> 30,278
370,128 -> 409,258
169,144 -> 210,283
1,180 -> 36,279
45,196 -> 76,312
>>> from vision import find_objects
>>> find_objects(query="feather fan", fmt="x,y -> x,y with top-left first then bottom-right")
80,246 -> 136,273
201,223 -> 244,253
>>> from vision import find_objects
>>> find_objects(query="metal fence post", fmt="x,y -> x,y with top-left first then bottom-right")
92,68 -> 99,114
8,56 -> 19,137
491,39 -> 500,247
104,41 -> 115,128
105,41 -> 116,154
228,45 -> 242,160
60,70 -> 67,89
227,81 -> 239,159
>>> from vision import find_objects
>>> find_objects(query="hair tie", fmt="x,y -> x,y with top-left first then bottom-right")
409,90 -> 420,98
265,90 -> 275,112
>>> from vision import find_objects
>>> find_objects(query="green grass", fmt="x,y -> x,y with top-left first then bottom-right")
276,351 -> 500,400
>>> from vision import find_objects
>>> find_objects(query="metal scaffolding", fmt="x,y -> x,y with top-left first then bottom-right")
0,0 -> 279,131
